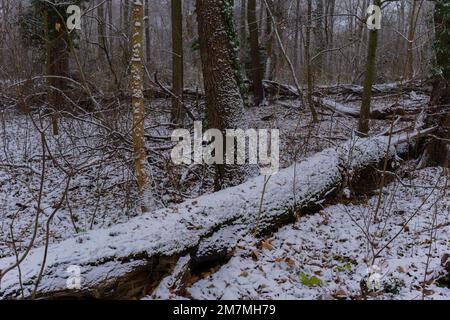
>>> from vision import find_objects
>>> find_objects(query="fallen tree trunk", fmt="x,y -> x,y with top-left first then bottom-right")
315,97 -> 423,120
316,80 -> 431,96
261,80 -> 431,99
0,134 -> 424,300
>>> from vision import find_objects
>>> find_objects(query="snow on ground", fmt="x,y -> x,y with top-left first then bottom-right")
0,110 -> 141,258
187,167 -> 450,300
0,94 -> 367,258
2,90 -> 442,300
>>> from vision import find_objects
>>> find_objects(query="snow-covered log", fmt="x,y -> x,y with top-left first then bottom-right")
0,135 -> 404,299
316,80 -> 431,96
315,97 -> 422,120
260,80 -> 430,99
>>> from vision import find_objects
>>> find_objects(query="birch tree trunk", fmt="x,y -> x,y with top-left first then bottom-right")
131,0 -> 151,211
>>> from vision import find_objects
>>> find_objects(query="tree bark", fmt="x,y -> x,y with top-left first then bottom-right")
171,0 -> 184,123
305,0 -> 316,122
247,0 -> 265,106
358,0 -> 381,136
420,0 -> 450,168
131,0 -> 151,211
405,0 -> 418,80
145,0 -> 151,63
239,0 -> 247,64
196,0 -> 245,190
97,0 -> 106,61
313,0 -> 325,80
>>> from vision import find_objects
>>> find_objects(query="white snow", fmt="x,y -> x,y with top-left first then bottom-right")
187,168 -> 450,300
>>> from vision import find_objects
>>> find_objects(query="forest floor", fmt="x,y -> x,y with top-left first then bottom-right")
183,167 -> 450,300
1,87 -> 448,299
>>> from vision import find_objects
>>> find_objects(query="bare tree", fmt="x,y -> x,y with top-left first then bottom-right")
171,0 -> 184,123
247,0 -> 265,106
358,0 -> 381,136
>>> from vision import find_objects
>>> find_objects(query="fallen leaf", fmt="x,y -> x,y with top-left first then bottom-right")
396,266 -> 406,273
261,240 -> 273,251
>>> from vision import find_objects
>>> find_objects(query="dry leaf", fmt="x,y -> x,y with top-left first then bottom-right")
261,240 -> 274,251
396,266 -> 406,273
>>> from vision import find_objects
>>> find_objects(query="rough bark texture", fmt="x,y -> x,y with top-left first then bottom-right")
171,0 -> 184,123
97,0 -> 106,60
313,0 -> 325,79
420,0 -> 450,168
247,0 -> 265,106
41,3 -> 70,136
145,0 -> 151,63
196,0 -> 245,190
305,0 -> 315,120
0,134 -> 413,300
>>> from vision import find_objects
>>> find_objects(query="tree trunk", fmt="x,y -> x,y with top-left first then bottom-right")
239,0 -> 247,64
145,0 -> 151,63
41,3 -> 70,136
313,0 -> 325,80
123,0 -> 131,65
97,0 -> 106,61
420,0 -> 450,167
358,0 -> 381,136
327,0 -> 336,80
196,0 -> 245,190
131,0 -> 151,211
405,0 -> 418,80
305,0 -> 315,121
293,0 -> 301,79
247,0 -> 264,106
171,0 -> 184,123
